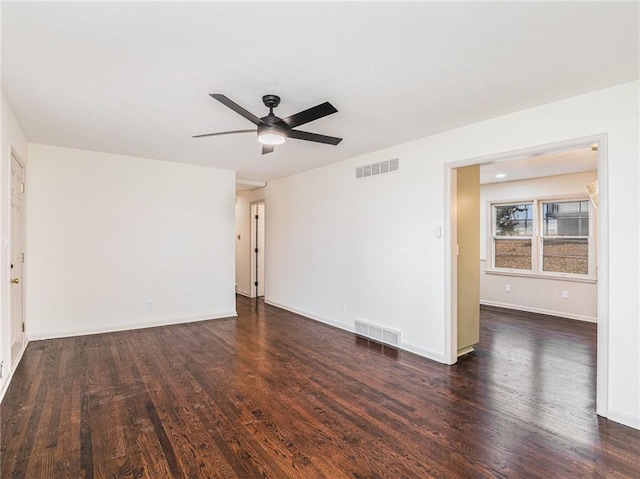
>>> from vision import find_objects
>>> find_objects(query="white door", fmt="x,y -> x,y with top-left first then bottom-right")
257,203 -> 265,297
10,154 -> 25,363
250,203 -> 266,297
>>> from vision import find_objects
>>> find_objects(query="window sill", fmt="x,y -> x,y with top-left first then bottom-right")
484,269 -> 597,284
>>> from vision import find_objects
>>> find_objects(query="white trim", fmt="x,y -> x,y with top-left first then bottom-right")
607,408 -> 640,430
8,143 -> 28,375
479,300 -> 597,323
27,310 -> 238,341
265,299 -> 445,363
266,299 -> 354,332
10,340 -> 28,374
0,338 -> 29,403
236,289 -> 251,298
444,136 -> 606,170
445,133 -> 609,419
594,134 -> 609,418
484,269 -> 597,284
399,341 -> 445,364
249,200 -> 266,299
443,166 -> 457,365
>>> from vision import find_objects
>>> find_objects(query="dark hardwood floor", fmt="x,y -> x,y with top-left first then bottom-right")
2,297 -> 640,478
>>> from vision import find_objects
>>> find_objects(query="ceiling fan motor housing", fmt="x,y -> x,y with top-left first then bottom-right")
259,95 -> 285,132
262,94 -> 281,109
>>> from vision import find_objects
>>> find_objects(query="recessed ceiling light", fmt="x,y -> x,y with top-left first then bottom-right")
496,173 -> 506,178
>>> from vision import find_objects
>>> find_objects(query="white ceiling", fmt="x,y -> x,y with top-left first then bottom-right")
236,179 -> 267,191
480,147 -> 598,184
2,2 -> 638,182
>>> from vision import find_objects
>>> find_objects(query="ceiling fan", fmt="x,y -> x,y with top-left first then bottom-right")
194,94 -> 342,154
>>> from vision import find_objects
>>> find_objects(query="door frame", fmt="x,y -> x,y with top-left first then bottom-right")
444,133 -> 609,418
249,200 -> 266,298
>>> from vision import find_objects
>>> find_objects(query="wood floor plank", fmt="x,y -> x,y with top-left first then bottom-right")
2,298 -> 640,478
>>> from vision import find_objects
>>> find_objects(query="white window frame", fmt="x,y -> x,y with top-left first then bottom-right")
486,195 -> 597,282
490,201 -> 535,273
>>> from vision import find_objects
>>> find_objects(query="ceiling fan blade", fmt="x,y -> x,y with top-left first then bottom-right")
262,145 -> 275,155
210,94 -> 264,126
280,102 -> 338,129
193,129 -> 255,138
285,129 -> 343,145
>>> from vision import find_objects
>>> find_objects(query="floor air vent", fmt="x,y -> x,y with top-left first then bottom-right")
355,158 -> 400,180
354,319 -> 401,347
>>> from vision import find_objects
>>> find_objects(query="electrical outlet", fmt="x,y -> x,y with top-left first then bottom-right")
562,291 -> 569,299
0,360 -> 4,379
506,284 -> 511,292
145,300 -> 154,310
341,303 -> 347,312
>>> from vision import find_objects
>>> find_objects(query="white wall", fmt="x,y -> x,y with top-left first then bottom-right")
235,188 -> 265,296
480,172 -> 598,321
263,81 -> 639,429
27,144 -> 236,339
266,160 -> 445,361
0,93 -> 28,398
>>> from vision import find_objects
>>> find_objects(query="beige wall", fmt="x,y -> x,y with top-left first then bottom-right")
457,166 -> 480,352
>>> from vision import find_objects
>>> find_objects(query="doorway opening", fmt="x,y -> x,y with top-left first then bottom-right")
250,202 -> 265,298
445,134 -> 608,418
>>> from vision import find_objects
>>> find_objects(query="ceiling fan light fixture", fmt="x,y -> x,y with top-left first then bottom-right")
258,131 -> 286,145
195,94 -> 342,154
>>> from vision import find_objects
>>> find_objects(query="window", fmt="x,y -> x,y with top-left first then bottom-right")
541,200 -> 589,275
493,203 -> 533,271
489,197 -> 595,279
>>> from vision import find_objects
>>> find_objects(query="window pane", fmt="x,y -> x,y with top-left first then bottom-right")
494,204 -> 533,236
542,200 -> 589,236
494,239 -> 532,270
542,238 -> 588,275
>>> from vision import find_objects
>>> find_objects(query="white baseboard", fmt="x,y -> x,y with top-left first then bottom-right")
27,310 -> 238,341
0,340 -> 29,404
607,407 -> 640,430
399,341 -> 445,363
265,299 -> 353,333
480,300 -> 597,323
236,290 -> 251,298
265,299 -> 446,364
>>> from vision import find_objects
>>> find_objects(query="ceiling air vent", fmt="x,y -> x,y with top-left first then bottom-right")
355,158 -> 400,180
354,319 -> 401,348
